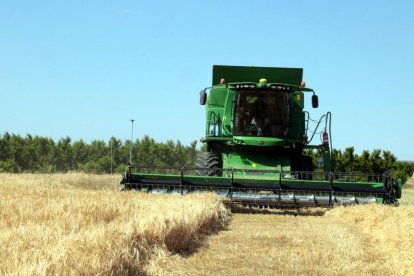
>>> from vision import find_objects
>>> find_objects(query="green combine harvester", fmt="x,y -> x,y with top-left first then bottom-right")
121,65 -> 402,207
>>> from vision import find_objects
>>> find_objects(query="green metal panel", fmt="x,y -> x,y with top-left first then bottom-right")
208,87 -> 227,107
290,91 -> 304,109
206,87 -> 233,137
212,65 -> 303,86
287,100 -> 305,141
222,150 -> 291,171
232,136 -> 287,147
222,89 -> 235,136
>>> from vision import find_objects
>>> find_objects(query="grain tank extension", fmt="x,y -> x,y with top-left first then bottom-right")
121,65 -> 401,207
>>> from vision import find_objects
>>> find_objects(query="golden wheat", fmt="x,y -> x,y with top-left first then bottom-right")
0,173 -> 230,275
400,176 -> 414,206
2,174 -> 413,275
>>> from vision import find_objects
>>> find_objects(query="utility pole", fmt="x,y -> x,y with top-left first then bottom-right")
129,119 -> 135,164
110,139 -> 113,175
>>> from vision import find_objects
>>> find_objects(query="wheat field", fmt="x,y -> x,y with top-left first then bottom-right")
1,173 -> 413,275
163,177 -> 414,275
0,173 -> 230,274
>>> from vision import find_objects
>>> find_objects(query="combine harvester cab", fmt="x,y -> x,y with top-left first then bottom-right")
121,65 -> 402,208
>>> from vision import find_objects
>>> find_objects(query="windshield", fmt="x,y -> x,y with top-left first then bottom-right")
234,90 -> 289,137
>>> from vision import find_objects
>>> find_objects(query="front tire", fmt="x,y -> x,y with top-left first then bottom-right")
291,155 -> 314,180
195,152 -> 222,176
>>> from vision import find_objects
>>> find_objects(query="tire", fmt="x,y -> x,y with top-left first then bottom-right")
300,155 -> 314,172
291,155 -> 314,180
195,152 -> 222,176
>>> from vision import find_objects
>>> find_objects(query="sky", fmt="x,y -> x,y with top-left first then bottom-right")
0,0 -> 413,160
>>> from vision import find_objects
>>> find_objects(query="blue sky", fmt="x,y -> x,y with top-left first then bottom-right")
0,1 -> 413,160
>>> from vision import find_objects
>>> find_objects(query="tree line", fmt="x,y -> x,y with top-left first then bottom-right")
0,132 -> 200,174
307,147 -> 414,183
0,132 -> 413,182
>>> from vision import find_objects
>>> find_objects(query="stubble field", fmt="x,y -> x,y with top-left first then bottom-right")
163,177 -> 414,275
0,173 -> 413,275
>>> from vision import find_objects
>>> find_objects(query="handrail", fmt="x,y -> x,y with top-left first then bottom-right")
307,114 -> 326,144
126,165 -> 389,180
207,111 -> 219,136
306,111 -> 332,149
304,111 -> 310,137
325,112 -> 332,152
221,89 -> 233,136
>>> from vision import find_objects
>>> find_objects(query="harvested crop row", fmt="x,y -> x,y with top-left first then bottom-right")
0,174 -> 231,274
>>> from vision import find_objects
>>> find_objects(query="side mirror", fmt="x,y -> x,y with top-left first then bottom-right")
200,90 -> 207,105
312,94 -> 319,108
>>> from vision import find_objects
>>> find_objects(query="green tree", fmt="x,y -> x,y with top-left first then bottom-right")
54,137 -> 73,172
